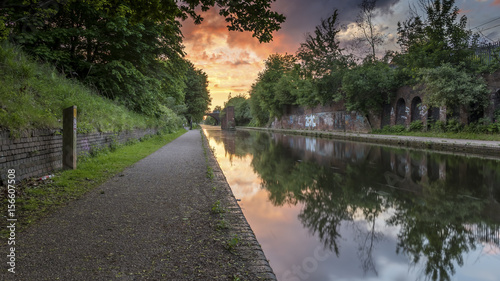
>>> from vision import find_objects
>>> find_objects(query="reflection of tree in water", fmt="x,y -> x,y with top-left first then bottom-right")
203,128 -> 256,162
387,180 -> 483,281
244,131 -> 500,281
251,132 -> 388,273
353,209 -> 384,276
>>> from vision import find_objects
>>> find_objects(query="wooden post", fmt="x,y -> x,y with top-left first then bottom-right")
63,106 -> 77,170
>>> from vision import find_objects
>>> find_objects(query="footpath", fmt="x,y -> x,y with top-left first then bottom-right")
243,127 -> 500,158
1,129 -> 275,280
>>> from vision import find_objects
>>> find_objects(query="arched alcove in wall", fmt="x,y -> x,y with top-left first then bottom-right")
396,98 -> 407,125
411,96 -> 423,122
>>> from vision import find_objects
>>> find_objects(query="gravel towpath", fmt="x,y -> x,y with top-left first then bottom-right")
1,129 -> 275,280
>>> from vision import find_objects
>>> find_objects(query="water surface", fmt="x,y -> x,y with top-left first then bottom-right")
203,127 -> 500,281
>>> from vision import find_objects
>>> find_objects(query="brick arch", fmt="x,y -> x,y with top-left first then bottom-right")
204,112 -> 220,125
411,96 -> 423,122
381,103 -> 392,127
427,107 -> 440,125
396,98 -> 407,125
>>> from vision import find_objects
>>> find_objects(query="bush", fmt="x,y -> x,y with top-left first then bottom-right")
409,120 -> 423,132
445,119 -> 462,133
429,120 -> 446,132
488,123 -> 500,133
373,124 -> 406,134
417,64 -> 490,115
390,125 -> 406,133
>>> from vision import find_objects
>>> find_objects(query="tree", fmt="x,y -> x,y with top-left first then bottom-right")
396,0 -> 478,69
184,62 -> 211,124
224,94 -> 252,126
213,105 -> 222,113
417,63 -> 490,117
249,84 -> 270,126
249,53 -> 299,118
2,0 -> 285,44
341,61 -> 398,116
297,9 -> 354,104
356,0 -> 385,60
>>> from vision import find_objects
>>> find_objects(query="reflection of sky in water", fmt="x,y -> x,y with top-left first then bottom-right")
204,128 -> 500,281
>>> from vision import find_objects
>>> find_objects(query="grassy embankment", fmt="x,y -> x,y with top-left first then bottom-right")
0,42 -> 181,136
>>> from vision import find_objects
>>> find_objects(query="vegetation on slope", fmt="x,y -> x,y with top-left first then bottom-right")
0,43 -> 183,136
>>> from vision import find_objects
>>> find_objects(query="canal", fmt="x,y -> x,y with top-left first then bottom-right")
202,126 -> 500,281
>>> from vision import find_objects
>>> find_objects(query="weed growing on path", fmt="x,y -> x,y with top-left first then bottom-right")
211,200 -> 227,214
225,234 -> 240,252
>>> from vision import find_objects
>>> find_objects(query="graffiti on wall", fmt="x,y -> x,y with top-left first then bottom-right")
305,115 -> 317,128
403,106 -> 410,120
81,138 -> 90,152
419,104 -> 428,119
273,110 -> 370,132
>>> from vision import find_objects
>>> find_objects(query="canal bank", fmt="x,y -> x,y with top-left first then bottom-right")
241,127 -> 500,158
1,129 -> 275,280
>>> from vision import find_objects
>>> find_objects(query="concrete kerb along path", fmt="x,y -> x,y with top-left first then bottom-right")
1,129 -> 275,280
242,127 -> 500,159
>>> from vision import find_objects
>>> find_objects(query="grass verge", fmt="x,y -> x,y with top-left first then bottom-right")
0,128 -> 186,240
370,130 -> 500,141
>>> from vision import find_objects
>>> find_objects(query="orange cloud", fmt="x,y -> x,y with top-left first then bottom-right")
492,0 -> 500,6
180,5 -> 307,109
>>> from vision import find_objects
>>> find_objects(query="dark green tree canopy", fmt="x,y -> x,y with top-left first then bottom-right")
184,62 -> 211,122
224,94 -> 252,126
296,9 -> 354,105
396,0 -> 478,69
1,0 -> 285,43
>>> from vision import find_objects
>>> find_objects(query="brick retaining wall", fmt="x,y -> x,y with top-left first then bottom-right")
271,103 -> 372,133
0,128 -> 159,184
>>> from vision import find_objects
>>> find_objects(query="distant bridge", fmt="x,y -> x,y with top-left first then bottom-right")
205,111 -> 220,126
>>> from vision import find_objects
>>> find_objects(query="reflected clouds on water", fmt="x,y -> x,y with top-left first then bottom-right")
203,127 -> 500,281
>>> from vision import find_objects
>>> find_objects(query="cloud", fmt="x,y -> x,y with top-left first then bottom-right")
225,59 -> 251,67
492,0 -> 500,6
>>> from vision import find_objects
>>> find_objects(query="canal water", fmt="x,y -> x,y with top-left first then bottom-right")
202,127 -> 500,281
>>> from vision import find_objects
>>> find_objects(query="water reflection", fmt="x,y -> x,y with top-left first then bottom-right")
204,127 -> 500,281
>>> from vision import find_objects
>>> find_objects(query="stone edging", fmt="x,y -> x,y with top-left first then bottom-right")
201,130 -> 277,280
241,127 -> 500,159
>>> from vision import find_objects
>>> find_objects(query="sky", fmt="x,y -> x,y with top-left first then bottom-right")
180,0 -> 500,110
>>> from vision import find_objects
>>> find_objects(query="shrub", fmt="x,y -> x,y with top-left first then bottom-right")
390,125 -> 406,133
429,120 -> 446,132
446,119 -> 462,133
409,120 -> 424,132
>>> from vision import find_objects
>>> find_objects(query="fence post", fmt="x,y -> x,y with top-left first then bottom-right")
63,106 -> 77,170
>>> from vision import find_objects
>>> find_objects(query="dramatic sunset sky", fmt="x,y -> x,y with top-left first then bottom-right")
180,0 -> 500,110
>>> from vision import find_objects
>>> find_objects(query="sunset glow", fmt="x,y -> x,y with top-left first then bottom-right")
181,0 -> 500,110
